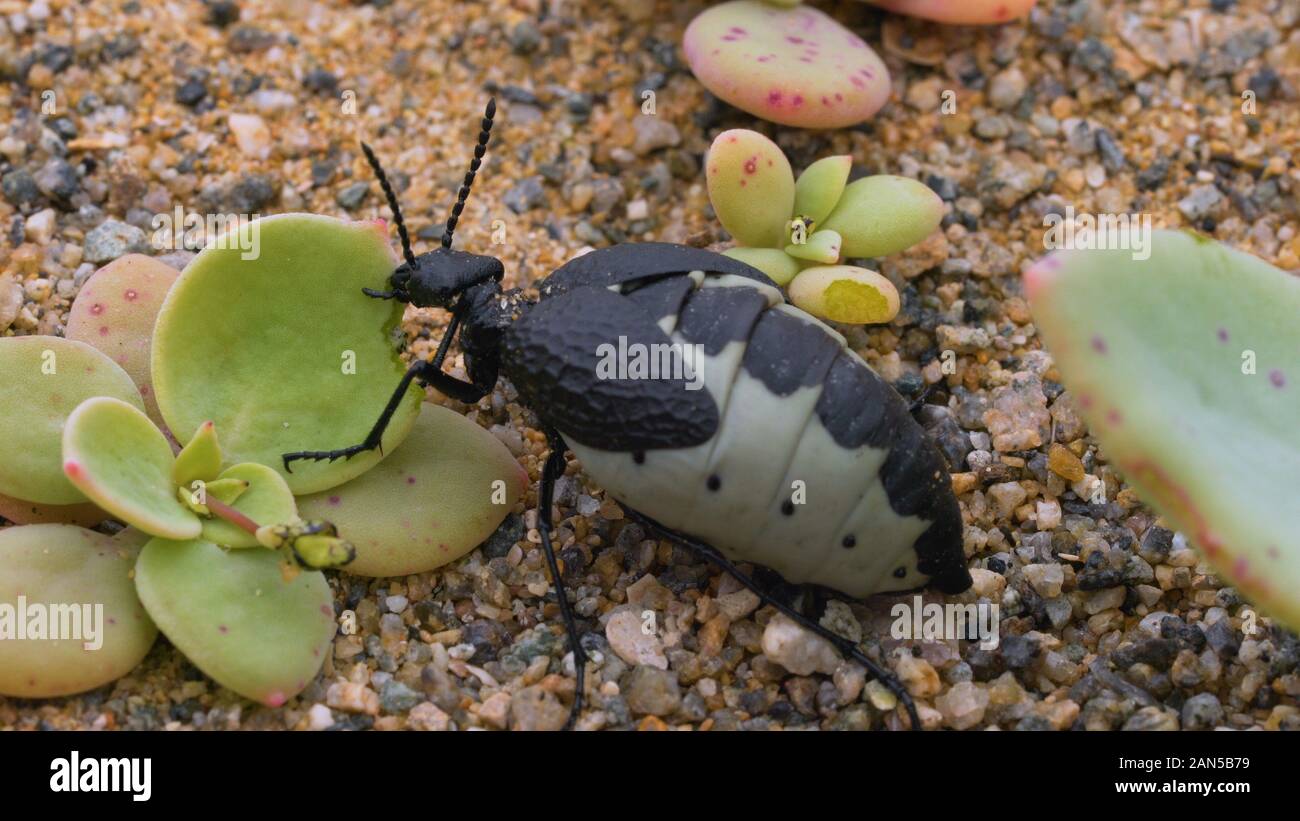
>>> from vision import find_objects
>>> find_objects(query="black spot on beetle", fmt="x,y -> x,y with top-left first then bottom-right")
842,534 -> 856,549
781,500 -> 795,516
893,567 -> 907,579
632,451 -> 645,464
706,474 -> 721,491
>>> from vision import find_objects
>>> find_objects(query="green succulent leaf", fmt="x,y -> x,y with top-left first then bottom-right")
172,420 -> 222,487
794,155 -> 852,227
134,537 -> 336,707
65,254 -> 179,427
785,228 -> 843,264
1026,230 -> 1300,631
297,403 -> 525,577
0,337 -> 145,505
706,129 -> 795,248
722,247 -> 803,287
200,462 -> 297,549
787,264 -> 901,325
0,524 -> 157,698
822,175 -> 944,259
62,396 -> 201,541
152,214 -> 421,495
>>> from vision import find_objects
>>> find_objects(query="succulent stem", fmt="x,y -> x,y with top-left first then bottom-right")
205,496 -> 262,536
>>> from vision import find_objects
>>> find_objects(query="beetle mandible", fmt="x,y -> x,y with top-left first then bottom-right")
283,99 -> 973,730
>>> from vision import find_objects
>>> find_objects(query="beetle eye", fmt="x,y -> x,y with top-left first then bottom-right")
391,264 -> 412,286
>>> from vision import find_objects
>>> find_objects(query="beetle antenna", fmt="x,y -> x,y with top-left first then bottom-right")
442,97 -> 496,250
360,141 -> 416,269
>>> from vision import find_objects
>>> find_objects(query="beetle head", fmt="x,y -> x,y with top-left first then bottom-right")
398,247 -> 504,308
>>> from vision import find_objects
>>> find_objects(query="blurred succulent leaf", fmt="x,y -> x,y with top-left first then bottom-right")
1026,230 -> 1300,631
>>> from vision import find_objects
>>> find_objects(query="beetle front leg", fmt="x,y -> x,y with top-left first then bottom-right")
281,359 -> 432,471
537,427 -> 589,730
625,508 -> 924,732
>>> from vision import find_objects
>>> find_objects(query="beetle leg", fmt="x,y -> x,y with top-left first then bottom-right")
538,427 -> 589,730
281,359 -> 431,471
625,509 -> 924,732
362,286 -> 410,302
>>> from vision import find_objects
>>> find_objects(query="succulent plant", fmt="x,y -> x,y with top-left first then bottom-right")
706,129 -> 943,324
60,396 -> 299,548
65,254 -> 179,427
1026,230 -> 1300,631
860,0 -> 1038,25
0,214 -> 527,704
298,402 -> 526,577
0,524 -> 157,698
152,214 -> 422,495
683,1 -> 891,129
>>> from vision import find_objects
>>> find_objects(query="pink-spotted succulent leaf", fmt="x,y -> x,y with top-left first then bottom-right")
65,254 -> 179,427
133,536 -> 335,706
821,175 -> 944,259
297,403 -> 525,577
1026,230 -> 1300,631
0,336 -> 145,505
684,1 -> 890,129
706,129 -> 795,249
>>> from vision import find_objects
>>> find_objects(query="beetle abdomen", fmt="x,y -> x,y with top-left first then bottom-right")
554,267 -> 970,599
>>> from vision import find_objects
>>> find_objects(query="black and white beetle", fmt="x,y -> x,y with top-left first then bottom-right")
284,99 -> 972,730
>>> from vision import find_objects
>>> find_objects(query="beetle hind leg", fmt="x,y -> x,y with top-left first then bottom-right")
537,427 -> 589,730
625,508 -> 923,732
